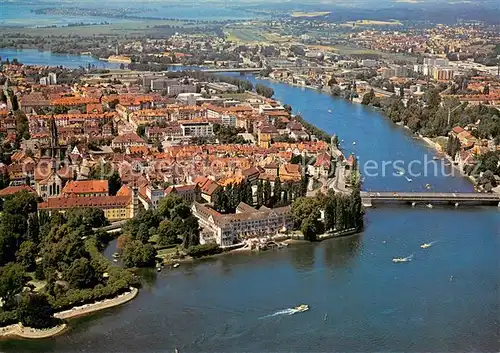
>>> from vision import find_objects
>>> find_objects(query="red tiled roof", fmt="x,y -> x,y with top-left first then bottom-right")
113,133 -> 146,144
62,180 -> 109,195
0,185 -> 36,197
39,195 -> 131,210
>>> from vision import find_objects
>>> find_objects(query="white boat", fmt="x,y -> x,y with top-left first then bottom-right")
173,263 -> 180,268
392,257 -> 410,263
352,141 -> 356,145
420,243 -> 432,249
157,266 -> 162,272
294,304 -> 309,312
426,204 -> 433,209
328,109 -> 332,113
433,156 -> 439,160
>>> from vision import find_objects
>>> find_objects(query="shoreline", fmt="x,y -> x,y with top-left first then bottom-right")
0,287 -> 138,340
54,287 -> 138,320
0,323 -> 67,340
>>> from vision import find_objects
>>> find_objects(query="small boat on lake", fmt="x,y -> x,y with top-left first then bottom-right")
420,243 -> 432,249
173,263 -> 180,268
294,304 -> 309,312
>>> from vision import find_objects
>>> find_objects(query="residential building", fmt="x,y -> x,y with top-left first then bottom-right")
180,121 -> 214,137
39,187 -> 140,221
165,184 -> 201,204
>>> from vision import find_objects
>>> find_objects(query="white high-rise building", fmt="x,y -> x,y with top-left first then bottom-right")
48,72 -> 57,85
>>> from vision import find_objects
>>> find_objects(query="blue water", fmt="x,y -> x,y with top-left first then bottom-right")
0,3 -> 254,27
0,48 -> 120,69
0,51 -> 498,353
240,76 -> 474,193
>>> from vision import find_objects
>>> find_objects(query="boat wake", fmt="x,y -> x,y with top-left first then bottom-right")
421,240 -> 438,249
259,308 -> 299,319
392,254 -> 414,263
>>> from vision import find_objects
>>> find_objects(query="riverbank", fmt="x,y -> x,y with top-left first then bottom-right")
0,323 -> 67,340
54,287 -> 138,320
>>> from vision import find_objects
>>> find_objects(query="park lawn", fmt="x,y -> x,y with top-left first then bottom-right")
27,274 -> 47,292
225,27 -> 267,44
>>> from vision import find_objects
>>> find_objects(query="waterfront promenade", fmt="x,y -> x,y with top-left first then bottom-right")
0,323 -> 67,339
54,287 -> 138,320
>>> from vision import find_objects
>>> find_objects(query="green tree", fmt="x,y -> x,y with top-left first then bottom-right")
66,208 -> 108,229
16,241 -> 37,271
3,190 -> 37,217
362,89 -> 375,105
122,240 -> 157,268
0,263 -> 28,304
263,179 -> 272,206
157,194 -> 185,219
255,83 -> 274,98
273,177 -> 282,206
18,293 -> 56,329
64,257 -> 97,289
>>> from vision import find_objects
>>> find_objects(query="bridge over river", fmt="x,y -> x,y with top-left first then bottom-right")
361,191 -> 500,207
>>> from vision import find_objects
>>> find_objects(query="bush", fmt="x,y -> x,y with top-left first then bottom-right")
186,243 -> 222,258
0,310 -> 18,326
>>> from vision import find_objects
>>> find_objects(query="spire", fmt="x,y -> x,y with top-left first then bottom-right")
49,116 -> 59,159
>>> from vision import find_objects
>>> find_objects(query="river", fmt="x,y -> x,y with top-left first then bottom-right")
0,51 -> 498,353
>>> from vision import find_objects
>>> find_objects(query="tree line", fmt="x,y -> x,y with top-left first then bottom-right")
212,178 -> 307,214
119,194 -> 201,267
291,187 -> 364,241
362,88 -> 500,143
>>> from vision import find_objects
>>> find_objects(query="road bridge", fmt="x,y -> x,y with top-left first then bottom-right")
200,68 -> 263,73
361,191 -> 500,208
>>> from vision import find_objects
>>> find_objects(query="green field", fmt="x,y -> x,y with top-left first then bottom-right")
0,19 -> 209,37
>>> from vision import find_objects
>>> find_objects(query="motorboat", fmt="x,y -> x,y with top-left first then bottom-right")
328,109 -> 332,113
352,141 -> 357,145
426,204 -> 433,209
294,304 -> 309,312
156,266 -> 162,272
392,257 -> 410,263
396,170 -> 405,176
173,263 -> 180,268
433,156 -> 439,160
425,183 -> 432,190
112,252 -> 120,258
113,259 -> 118,263
420,243 -> 432,249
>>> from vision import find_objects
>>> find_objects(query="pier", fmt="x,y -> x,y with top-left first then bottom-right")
361,191 -> 500,207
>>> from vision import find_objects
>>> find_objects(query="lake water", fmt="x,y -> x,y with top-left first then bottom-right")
0,51 -> 498,353
0,3 -> 254,27
0,48 -> 121,69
